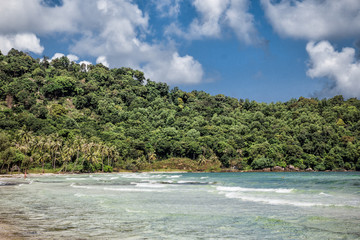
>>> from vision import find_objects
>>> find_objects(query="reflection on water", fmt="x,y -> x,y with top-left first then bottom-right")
0,172 -> 359,239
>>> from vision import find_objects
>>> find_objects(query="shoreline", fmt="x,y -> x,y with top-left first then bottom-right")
0,221 -> 23,240
0,169 -> 357,179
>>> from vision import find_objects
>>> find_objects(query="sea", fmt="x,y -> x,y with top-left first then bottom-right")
0,172 -> 359,239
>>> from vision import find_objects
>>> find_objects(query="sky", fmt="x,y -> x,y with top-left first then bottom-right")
1,0 -> 360,103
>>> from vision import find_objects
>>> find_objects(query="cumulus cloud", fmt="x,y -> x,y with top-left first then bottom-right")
96,56 -> 109,68
51,53 -> 65,60
225,0 -> 259,44
0,33 -> 43,54
166,0 -> 260,44
67,54 -> 79,62
143,52 -> 204,84
187,0 -> 230,39
0,0 -> 204,85
261,0 -> 360,40
0,0 -> 84,34
152,0 -> 182,18
50,53 -> 79,63
306,41 -> 360,98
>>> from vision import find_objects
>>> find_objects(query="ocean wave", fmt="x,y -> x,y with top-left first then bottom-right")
319,192 -> 332,196
132,182 -> 166,188
74,193 -> 87,197
125,208 -> 147,213
0,181 -> 22,186
70,183 -> 94,189
66,177 -> 89,181
121,173 -> 164,179
177,181 -> 215,185
217,186 -> 293,193
166,175 -> 182,178
222,192 -> 344,207
103,187 -> 170,193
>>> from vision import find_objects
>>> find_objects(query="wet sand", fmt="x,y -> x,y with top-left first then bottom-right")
0,222 -> 23,240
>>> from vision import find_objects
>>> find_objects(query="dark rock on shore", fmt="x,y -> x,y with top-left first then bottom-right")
271,166 -> 284,172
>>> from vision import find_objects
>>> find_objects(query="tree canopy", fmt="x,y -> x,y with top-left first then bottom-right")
0,49 -> 360,173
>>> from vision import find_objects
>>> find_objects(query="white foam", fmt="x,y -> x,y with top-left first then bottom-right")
104,187 -> 170,193
319,192 -> 332,196
121,173 -> 164,179
70,183 -> 93,189
217,186 -> 293,193
133,182 -> 166,188
223,192 -> 342,207
74,193 -> 86,197
200,177 -> 208,179
66,178 -> 88,181
125,208 -> 147,213
166,175 -> 181,178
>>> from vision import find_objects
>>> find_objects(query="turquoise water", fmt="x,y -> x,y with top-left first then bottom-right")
1,172 -> 360,239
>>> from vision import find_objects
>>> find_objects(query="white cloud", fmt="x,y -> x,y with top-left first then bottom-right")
225,0 -> 259,44
306,41 -> 360,98
0,0 -> 81,34
67,54 -> 79,62
0,0 -> 203,85
152,0 -> 182,18
261,0 -> 360,40
51,53 -> 65,60
51,53 -> 79,62
167,0 -> 259,44
0,33 -> 43,54
143,52 -> 204,84
96,56 -> 109,67
188,0 -> 230,39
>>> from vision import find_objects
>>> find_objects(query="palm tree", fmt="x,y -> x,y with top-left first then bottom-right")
100,144 -> 108,172
72,137 -> 84,173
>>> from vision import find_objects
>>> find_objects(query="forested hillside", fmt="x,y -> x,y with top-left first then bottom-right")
0,49 -> 359,173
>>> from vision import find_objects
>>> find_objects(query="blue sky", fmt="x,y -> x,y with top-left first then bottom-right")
1,0 -> 360,102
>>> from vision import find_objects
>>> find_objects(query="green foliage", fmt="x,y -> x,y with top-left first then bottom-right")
0,49 -> 360,173
43,76 -> 77,98
251,157 -> 275,170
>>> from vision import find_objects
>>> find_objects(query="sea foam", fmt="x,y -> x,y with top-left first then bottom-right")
222,192 -> 343,207
217,186 -> 293,193
103,187 -> 170,193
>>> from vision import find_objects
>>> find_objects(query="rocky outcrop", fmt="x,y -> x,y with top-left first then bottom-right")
271,166 -> 284,172
285,165 -> 300,171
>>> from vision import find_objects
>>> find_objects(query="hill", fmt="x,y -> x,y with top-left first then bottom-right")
0,48 -> 359,173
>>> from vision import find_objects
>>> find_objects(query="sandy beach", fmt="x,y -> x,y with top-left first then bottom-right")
0,221 -> 23,240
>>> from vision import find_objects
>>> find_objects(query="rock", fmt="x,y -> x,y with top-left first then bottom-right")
305,168 -> 313,172
286,165 -> 299,172
272,166 -> 284,172
263,168 -> 271,172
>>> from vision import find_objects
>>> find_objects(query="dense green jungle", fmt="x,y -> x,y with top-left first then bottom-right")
0,48 -> 359,173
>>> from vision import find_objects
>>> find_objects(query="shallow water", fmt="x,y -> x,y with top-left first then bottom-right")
0,172 -> 359,239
